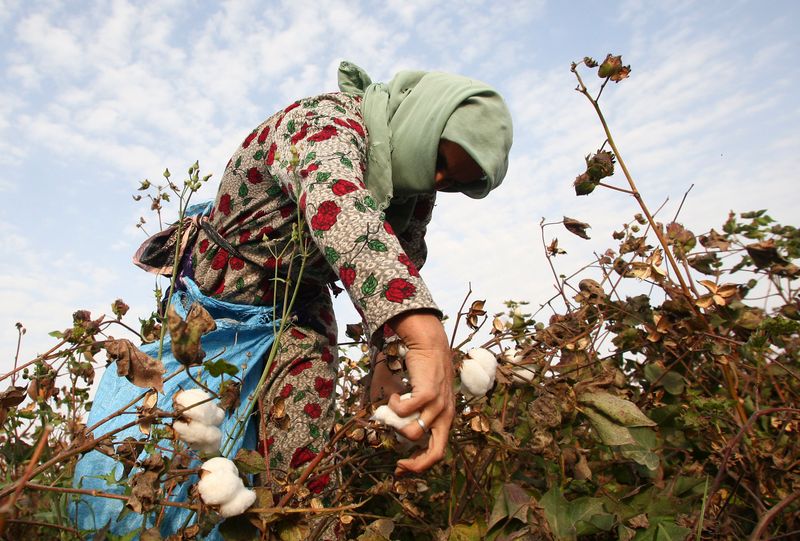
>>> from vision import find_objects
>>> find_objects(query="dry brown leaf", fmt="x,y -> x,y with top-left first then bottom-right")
167,303 -> 216,366
106,338 -> 165,392
563,216 -> 592,239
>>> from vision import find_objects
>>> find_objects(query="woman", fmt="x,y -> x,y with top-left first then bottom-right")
189,60 -> 512,486
73,61 -> 512,539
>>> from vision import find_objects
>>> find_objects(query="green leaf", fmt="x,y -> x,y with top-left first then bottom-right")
340,155 -> 353,169
324,247 -> 340,265
354,235 -> 367,243
632,520 -> 691,541
364,195 -> 376,210
253,149 -> 264,160
267,185 -> 283,197
238,183 -> 248,198
308,423 -> 320,439
578,391 -> 656,427
304,151 -> 316,163
362,274 -> 378,295
286,119 -> 295,133
540,487 -> 575,540
219,514 -> 260,540
582,407 -> 636,446
236,276 -> 245,290
234,156 -> 242,168
233,448 -> 267,475
643,364 -> 685,395
294,390 -> 306,403
448,521 -> 483,541
487,483 -> 531,530
367,239 -> 387,252
204,359 -> 239,377
316,171 -> 331,182
354,201 -> 367,212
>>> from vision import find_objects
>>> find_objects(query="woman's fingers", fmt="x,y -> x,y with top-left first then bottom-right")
395,412 -> 451,474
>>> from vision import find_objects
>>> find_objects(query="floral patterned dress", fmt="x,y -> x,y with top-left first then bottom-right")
190,92 -> 440,526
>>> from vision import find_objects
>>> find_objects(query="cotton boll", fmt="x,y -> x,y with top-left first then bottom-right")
467,348 -> 497,384
198,458 -> 244,505
371,404 -> 420,430
500,348 -> 523,364
460,357 -> 492,398
173,420 -> 222,454
201,456 -> 239,477
218,486 -> 257,517
510,365 -> 535,383
174,388 -> 225,426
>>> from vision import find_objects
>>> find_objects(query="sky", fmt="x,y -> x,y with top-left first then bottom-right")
1,0 -> 798,377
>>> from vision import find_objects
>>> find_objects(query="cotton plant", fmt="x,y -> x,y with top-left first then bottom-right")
197,457 -> 256,517
459,348 -> 498,398
172,388 -> 225,455
501,347 -> 535,383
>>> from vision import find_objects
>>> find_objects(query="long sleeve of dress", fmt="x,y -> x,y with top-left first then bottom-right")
192,93 -> 440,340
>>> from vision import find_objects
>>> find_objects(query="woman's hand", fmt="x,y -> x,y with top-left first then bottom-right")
384,310 -> 454,475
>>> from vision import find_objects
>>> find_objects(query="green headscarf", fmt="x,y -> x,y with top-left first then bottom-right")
337,61 -> 513,231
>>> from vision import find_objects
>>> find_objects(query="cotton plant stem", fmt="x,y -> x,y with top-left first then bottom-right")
572,68 -> 692,299
0,425 -> 53,536
0,339 -> 68,382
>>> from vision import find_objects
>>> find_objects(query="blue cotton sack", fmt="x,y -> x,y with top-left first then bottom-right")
71,277 -> 277,539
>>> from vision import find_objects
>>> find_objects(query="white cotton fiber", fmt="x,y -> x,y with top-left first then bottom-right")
218,486 -> 257,517
173,420 -> 222,455
174,389 -> 225,426
371,404 -> 420,431
460,357 -> 493,398
467,348 -> 497,385
198,458 -> 244,505
201,456 -> 240,477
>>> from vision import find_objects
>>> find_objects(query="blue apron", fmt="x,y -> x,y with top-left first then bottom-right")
72,277 -> 278,539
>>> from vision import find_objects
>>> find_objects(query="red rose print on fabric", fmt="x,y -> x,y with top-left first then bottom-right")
291,122 -> 309,145
320,348 -> 334,365
385,278 -> 416,303
303,403 -> 322,419
211,249 -> 229,271
284,101 -> 301,113
299,192 -> 307,212
257,125 -> 270,144
266,142 -> 277,166
310,201 -> 341,231
279,203 -> 295,218
279,383 -> 294,398
307,125 -> 338,143
247,167 -> 264,184
219,194 -> 232,216
314,377 -> 334,398
398,254 -> 420,277
242,130 -> 257,148
290,328 -> 307,340
229,257 -> 244,271
238,230 -> 251,244
198,238 -> 209,254
263,256 -> 280,269
212,280 -> 225,296
332,117 -> 365,138
307,473 -> 331,494
289,359 -> 313,375
300,163 -> 318,178
339,264 -> 356,289
331,179 -> 358,196
383,221 -> 395,236
290,446 -> 316,468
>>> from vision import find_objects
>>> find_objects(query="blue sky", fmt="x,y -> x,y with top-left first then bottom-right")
1,0 -> 798,374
